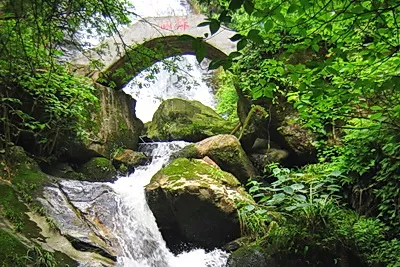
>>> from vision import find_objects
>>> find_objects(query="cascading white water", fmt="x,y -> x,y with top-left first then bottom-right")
110,142 -> 229,267
105,0 -> 228,265
123,57 -> 216,123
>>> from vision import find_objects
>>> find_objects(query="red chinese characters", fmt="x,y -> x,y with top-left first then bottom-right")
159,18 -> 189,31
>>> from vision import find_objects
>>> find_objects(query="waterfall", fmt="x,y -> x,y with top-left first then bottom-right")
109,142 -> 229,267
123,57 -> 216,123
61,1 -> 229,265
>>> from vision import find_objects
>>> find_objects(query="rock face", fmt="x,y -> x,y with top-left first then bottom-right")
239,105 -> 269,151
64,84 -> 144,163
171,135 -> 257,184
236,93 -> 317,166
145,158 -> 253,251
39,180 -> 121,262
77,157 -> 117,182
146,98 -> 235,142
112,149 -> 150,175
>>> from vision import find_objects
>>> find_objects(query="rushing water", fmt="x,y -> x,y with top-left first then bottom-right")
71,0 -> 228,265
109,142 -> 229,267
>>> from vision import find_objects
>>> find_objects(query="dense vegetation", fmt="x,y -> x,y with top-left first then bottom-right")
0,1 -> 133,265
193,0 -> 400,265
1,0 -> 399,265
0,0 -> 133,156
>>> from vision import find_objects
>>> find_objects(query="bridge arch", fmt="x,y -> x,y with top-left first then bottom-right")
72,15 -> 236,89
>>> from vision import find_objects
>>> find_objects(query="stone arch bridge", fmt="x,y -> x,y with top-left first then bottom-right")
72,15 -> 236,89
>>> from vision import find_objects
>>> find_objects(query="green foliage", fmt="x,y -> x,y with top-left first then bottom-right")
331,119 -> 400,230
28,245 -> 57,267
0,0 -> 133,155
238,164 -> 400,266
0,230 -> 30,267
214,69 -> 239,123
193,1 -> 400,263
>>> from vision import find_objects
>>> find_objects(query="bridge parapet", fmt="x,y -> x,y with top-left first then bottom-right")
71,15 -> 236,88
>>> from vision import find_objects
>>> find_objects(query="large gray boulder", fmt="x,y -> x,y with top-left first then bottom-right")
77,157 -> 117,182
145,158 -> 253,251
236,92 -> 317,166
64,84 -> 143,163
111,149 -> 150,175
171,135 -> 257,184
146,98 -> 235,142
39,180 -> 121,262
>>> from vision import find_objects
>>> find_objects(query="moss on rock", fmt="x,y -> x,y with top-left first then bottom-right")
146,157 -> 254,251
146,98 -> 236,142
112,149 -> 149,175
171,135 -> 257,184
239,105 -> 269,152
77,157 -> 117,182
0,229 -> 30,266
152,158 -> 240,187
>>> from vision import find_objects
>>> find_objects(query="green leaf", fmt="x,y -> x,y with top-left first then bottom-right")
276,66 -> 284,75
291,183 -> 305,190
243,0 -> 254,14
218,10 -> 231,23
264,20 -> 274,32
293,194 -> 307,202
272,193 -> 286,202
209,19 -> 220,35
237,38 -> 248,50
312,44 -> 320,52
229,51 -> 241,58
247,29 -> 264,44
283,186 -> 294,195
193,39 -> 206,63
263,83 -> 275,98
197,21 -> 210,27
209,59 -> 225,70
230,34 -> 243,41
229,0 -> 244,10
371,105 -> 383,111
272,11 -> 285,22
287,4 -> 298,14
370,112 -> 383,120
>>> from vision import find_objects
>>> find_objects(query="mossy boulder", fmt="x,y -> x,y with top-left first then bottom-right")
41,162 -> 86,180
146,98 -> 235,142
145,158 -> 253,251
112,149 -> 150,175
1,146 -> 47,188
77,157 -> 117,182
171,135 -> 257,184
0,229 -> 31,266
63,84 -> 144,163
237,102 -> 317,166
227,246 -> 273,267
239,105 -> 269,152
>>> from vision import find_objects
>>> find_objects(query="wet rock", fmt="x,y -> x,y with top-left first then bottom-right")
112,149 -> 150,175
77,157 -> 117,182
63,84 -> 144,163
227,246 -> 271,267
277,113 -> 317,165
171,135 -> 257,184
236,90 -> 317,166
238,105 -> 269,152
145,158 -> 253,251
249,149 -> 289,171
146,98 -> 235,142
41,162 -> 85,180
39,180 -> 120,262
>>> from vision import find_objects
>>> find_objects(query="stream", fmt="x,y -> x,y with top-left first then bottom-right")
110,142 -> 228,267
45,0 -> 229,266
109,0 -> 228,262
